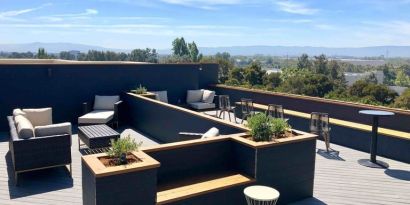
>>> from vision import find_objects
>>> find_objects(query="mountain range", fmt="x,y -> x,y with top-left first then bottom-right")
1,42 -> 410,57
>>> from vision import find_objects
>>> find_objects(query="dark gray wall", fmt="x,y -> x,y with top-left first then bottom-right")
212,85 -> 410,132
123,93 -> 245,143
0,63 -> 218,130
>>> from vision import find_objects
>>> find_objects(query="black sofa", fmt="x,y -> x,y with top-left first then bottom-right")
8,116 -> 72,185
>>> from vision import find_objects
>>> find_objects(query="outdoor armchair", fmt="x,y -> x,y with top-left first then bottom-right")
78,95 -> 122,128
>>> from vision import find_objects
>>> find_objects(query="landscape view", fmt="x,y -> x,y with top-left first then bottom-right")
1,1 -> 410,205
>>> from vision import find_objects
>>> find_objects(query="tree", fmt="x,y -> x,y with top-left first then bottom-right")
37,48 -> 49,59
395,70 -> 410,87
297,54 -> 312,70
59,51 -> 76,60
228,67 -> 244,84
393,88 -> 410,109
328,60 -> 347,89
364,73 -> 378,84
313,54 -> 328,74
263,72 -> 282,90
348,80 -> 397,104
129,48 -> 158,63
243,62 -> 266,86
187,41 -> 202,62
172,37 -> 189,56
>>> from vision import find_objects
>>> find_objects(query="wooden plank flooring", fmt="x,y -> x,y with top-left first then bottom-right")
1,127 -> 409,205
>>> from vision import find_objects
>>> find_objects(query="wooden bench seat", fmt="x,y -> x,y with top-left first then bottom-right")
156,172 -> 255,204
235,102 -> 410,140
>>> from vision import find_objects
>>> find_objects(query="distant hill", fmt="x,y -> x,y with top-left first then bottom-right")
1,42 -> 410,57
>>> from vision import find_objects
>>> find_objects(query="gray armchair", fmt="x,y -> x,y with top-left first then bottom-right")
79,95 -> 122,128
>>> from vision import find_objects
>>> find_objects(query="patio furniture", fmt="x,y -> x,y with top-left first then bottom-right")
151,91 -> 168,103
240,98 -> 256,124
78,95 -> 122,128
186,89 -> 216,110
8,108 -> 72,185
178,127 -> 220,139
217,95 -> 237,123
266,104 -> 284,119
310,112 -> 331,152
78,124 -> 120,151
244,185 -> 280,205
358,110 -> 394,168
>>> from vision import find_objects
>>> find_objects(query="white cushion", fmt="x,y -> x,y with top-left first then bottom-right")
93,95 -> 120,110
78,110 -> 114,124
201,127 -> 219,139
202,90 -> 215,103
13,108 -> 25,117
14,115 -> 34,139
35,122 -> 72,137
22,108 -> 52,127
152,91 -> 168,103
188,102 -> 216,110
187,90 -> 203,103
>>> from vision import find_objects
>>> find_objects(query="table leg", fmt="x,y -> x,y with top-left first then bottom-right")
370,116 -> 379,163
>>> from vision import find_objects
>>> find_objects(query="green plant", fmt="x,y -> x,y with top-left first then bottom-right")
133,84 -> 147,94
271,118 -> 291,137
107,135 -> 142,165
246,113 -> 274,142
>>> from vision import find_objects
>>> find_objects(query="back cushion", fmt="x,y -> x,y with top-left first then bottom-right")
202,90 -> 215,103
152,91 -> 168,103
94,95 -> 120,110
35,122 -> 72,137
14,115 -> 35,139
13,108 -> 26,118
186,90 -> 203,103
22,108 -> 52,127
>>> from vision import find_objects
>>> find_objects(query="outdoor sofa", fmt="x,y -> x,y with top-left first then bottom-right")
8,108 -> 72,185
186,89 -> 216,110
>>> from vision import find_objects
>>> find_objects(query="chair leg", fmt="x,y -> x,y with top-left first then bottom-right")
218,110 -> 223,118
228,111 -> 232,122
14,172 -> 18,186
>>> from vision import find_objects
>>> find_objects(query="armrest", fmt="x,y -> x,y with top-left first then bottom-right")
12,134 -> 72,153
83,102 -> 91,114
114,100 -> 122,118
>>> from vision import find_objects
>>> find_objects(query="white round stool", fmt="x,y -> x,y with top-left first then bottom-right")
244,185 -> 280,205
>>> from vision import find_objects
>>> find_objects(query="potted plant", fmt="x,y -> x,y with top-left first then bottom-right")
246,113 -> 294,142
99,135 -> 143,166
130,84 -> 157,99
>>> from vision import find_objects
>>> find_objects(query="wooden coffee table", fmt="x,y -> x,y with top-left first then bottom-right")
78,124 -> 120,151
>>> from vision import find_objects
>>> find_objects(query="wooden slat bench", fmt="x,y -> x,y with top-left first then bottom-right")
235,102 -> 410,140
157,173 -> 254,204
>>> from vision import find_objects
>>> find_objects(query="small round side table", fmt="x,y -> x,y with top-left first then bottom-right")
244,185 -> 280,205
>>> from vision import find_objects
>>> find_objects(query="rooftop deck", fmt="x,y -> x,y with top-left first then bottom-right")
0,127 -> 409,205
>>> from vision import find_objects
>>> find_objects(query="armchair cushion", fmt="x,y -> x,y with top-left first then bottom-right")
202,90 -> 215,103
187,90 -> 203,103
188,102 -> 216,110
152,91 -> 168,103
14,115 -> 35,139
13,108 -> 25,118
35,122 -> 72,137
22,108 -> 52,127
78,110 -> 114,124
93,95 -> 120,110
201,127 -> 219,139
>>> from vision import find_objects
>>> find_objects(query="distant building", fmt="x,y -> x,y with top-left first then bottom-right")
344,70 -> 384,86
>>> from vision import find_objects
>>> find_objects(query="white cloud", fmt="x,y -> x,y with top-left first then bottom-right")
264,18 -> 313,24
0,3 -> 51,21
160,0 -> 242,9
314,24 -> 336,30
275,1 -> 318,15
53,9 -> 98,17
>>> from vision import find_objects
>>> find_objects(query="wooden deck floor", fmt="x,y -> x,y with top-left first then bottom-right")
0,128 -> 409,205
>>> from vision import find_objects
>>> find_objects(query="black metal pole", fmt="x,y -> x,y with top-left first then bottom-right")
370,116 -> 379,163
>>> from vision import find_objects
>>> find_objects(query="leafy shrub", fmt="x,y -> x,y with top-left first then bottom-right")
132,84 -> 147,94
247,113 -> 274,142
271,118 -> 291,137
393,88 -> 410,110
107,135 -> 142,165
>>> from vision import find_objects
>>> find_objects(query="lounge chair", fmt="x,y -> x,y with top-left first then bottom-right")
78,95 -> 122,128
186,89 -> 216,110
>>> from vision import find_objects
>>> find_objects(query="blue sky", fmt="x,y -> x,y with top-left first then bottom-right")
0,0 -> 410,49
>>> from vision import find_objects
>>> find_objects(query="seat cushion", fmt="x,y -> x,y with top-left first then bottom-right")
35,122 -> 72,137
14,115 -> 35,139
78,110 -> 114,124
187,90 -> 203,103
188,102 -> 216,110
93,95 -> 120,110
201,127 -> 219,139
152,91 -> 168,103
22,108 -> 52,127
202,90 -> 215,103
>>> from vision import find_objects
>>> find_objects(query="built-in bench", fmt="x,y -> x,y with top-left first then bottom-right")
235,102 -> 410,140
142,137 -> 256,205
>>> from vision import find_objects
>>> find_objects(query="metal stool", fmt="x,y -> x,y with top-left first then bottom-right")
266,104 -> 284,119
244,185 -> 280,205
218,95 -> 237,123
310,112 -> 331,152
240,98 -> 255,124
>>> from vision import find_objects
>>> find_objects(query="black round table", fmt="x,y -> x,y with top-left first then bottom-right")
358,110 -> 394,168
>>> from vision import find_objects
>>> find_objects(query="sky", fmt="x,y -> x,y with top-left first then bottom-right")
0,0 -> 410,49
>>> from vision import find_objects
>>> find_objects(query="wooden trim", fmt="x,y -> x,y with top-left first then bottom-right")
142,136 -> 232,153
81,151 -> 160,178
16,164 -> 70,174
126,92 -> 247,131
235,102 -> 410,140
156,174 -> 255,205
213,84 -> 410,115
230,132 -> 318,149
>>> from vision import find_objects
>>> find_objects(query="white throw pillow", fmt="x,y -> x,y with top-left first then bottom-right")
152,91 -> 168,103
186,90 -> 203,103
201,127 -> 219,139
202,90 -> 215,103
35,122 -> 72,137
14,115 -> 34,139
22,108 -> 52,127
93,95 -> 120,110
